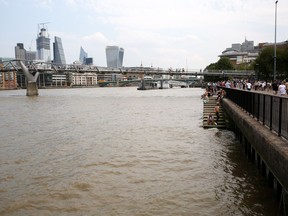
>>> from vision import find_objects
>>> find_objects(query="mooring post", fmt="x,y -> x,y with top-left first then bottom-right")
19,61 -> 39,96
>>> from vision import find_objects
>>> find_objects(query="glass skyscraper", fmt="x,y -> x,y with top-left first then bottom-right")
79,46 -> 88,64
53,36 -> 66,65
105,46 -> 124,68
36,27 -> 51,62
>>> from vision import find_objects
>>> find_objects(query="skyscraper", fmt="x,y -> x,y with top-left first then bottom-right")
105,46 -> 124,68
79,46 -> 88,64
26,51 -> 37,63
15,43 -> 36,65
36,26 -> 51,62
53,36 -> 66,65
15,43 -> 26,61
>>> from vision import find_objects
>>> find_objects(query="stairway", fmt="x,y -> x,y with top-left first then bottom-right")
203,96 -> 226,129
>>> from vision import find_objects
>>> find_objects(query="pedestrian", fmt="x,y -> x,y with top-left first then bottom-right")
246,81 -> 252,91
278,81 -> 286,96
207,113 -> 214,125
272,80 -> 278,95
214,102 -> 220,124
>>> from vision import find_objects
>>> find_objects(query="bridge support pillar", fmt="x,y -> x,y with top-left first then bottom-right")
26,82 -> 39,96
138,79 -> 146,90
159,80 -> 163,89
19,61 -> 39,97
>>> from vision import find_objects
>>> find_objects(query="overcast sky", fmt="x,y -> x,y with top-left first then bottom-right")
0,0 -> 287,70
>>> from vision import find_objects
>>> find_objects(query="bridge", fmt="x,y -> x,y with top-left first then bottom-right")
0,59 -> 255,76
0,59 -> 255,95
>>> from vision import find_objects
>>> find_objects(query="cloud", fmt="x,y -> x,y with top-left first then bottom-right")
2,0 -> 287,69
33,0 -> 53,8
0,0 -> 8,5
81,32 -> 111,44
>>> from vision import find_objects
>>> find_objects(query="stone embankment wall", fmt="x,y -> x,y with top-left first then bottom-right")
223,98 -> 288,194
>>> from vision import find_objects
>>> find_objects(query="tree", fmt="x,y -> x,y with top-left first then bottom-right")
215,57 -> 234,70
255,47 -> 288,80
254,48 -> 274,80
205,57 -> 234,70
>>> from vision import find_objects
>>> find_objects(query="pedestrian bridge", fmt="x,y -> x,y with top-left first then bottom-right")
0,59 -> 255,77
0,59 -> 255,95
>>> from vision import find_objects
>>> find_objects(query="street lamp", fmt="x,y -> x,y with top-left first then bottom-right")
273,0 -> 278,80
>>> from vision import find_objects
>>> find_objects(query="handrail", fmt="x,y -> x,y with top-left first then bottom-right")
222,87 -> 288,140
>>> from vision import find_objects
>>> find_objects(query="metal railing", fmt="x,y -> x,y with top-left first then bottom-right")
223,87 -> 288,140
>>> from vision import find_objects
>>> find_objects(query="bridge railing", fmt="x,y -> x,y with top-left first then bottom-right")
223,87 -> 288,140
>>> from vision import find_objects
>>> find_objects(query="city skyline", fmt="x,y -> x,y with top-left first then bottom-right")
0,0 -> 287,70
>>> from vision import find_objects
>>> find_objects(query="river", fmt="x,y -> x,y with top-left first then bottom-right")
0,87 -> 279,215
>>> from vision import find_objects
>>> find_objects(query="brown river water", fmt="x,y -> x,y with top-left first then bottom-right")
0,87 -> 279,215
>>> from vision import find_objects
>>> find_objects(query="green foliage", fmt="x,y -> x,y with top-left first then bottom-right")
235,63 -> 254,70
255,47 -> 288,80
205,57 -> 234,70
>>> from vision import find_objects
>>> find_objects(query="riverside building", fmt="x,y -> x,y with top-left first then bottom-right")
219,38 -> 259,65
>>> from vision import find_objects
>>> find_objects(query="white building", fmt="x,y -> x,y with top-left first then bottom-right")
219,38 -> 259,65
71,72 -> 97,86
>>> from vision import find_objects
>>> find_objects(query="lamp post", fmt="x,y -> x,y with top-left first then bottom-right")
273,0 -> 278,80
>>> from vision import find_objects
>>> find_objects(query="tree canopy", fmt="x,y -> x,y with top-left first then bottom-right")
205,57 -> 234,70
254,47 -> 288,80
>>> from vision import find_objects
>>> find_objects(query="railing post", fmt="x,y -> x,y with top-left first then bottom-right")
252,92 -> 254,117
270,96 -> 273,130
278,97 -> 282,136
257,93 -> 260,120
263,95 -> 266,125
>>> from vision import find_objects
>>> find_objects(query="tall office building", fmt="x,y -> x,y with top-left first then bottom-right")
36,27 -> 51,62
53,36 -> 66,65
79,46 -> 88,64
15,43 -> 26,60
105,46 -> 124,68
15,43 -> 36,65
26,51 -> 37,63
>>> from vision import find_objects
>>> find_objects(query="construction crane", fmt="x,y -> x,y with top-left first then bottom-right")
37,22 -> 50,38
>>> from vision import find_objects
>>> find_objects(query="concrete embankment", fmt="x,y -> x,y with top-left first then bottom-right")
223,98 -> 288,193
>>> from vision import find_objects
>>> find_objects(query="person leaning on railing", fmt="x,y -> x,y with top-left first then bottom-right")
278,81 -> 287,96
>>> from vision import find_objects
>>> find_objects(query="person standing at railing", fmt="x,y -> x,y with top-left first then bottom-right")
272,80 -> 278,95
278,81 -> 286,96
246,81 -> 252,91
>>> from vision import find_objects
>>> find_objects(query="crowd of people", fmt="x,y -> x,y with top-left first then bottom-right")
202,78 -> 288,126
202,87 -> 226,126
213,79 -> 288,96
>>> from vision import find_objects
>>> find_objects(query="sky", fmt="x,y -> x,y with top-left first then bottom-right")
0,0 -> 287,70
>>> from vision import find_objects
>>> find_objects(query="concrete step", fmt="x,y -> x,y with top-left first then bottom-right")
203,96 -> 225,129
203,124 -> 226,129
